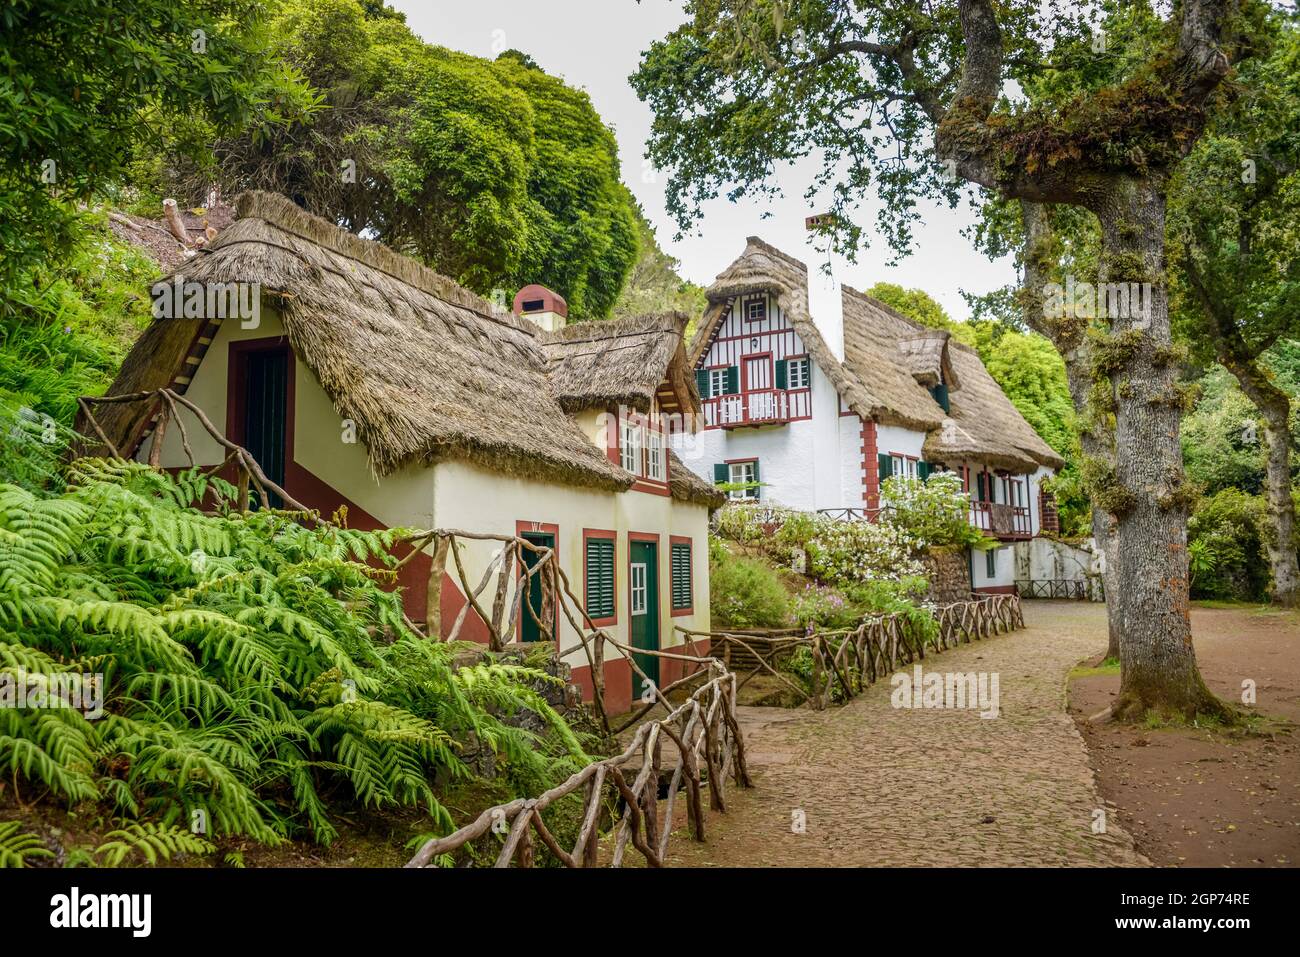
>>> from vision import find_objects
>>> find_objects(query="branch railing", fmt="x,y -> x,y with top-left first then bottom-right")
678,594 -> 1025,712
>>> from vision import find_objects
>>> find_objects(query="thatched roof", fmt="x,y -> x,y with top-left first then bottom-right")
689,238 -> 878,421
88,192 -> 715,501
542,312 -> 699,415
923,340 -> 1066,471
841,286 -> 1064,471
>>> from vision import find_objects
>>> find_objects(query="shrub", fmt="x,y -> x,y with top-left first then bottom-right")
709,544 -> 790,628
1187,488 -> 1269,601
806,517 -> 925,586
788,583 -> 855,632
880,472 -> 985,548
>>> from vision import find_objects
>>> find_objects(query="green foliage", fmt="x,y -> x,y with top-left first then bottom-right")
94,822 -> 216,866
0,0 -> 311,291
708,544 -> 790,628
1182,366 -> 1270,495
0,821 -> 54,867
611,206 -> 708,326
0,461 -> 585,848
1187,488 -> 1271,601
0,212 -> 157,415
192,0 -> 637,318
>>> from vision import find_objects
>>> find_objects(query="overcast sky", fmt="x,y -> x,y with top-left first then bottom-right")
390,0 -> 1017,324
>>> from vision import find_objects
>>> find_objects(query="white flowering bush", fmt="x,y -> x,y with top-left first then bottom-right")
806,517 -> 926,585
880,472 -> 985,548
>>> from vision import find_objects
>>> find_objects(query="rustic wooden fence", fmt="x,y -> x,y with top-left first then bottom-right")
1016,578 -> 1103,601
677,593 -> 1025,711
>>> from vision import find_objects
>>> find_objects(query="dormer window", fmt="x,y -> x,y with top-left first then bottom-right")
745,296 -> 767,322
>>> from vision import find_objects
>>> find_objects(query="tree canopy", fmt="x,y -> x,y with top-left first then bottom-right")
0,0 -> 310,293
181,0 -> 638,318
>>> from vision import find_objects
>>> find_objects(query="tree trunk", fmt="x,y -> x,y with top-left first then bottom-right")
1020,200 -> 1122,659
1229,369 -> 1299,606
1094,177 -> 1226,721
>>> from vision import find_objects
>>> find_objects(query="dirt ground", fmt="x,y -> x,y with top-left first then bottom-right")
1069,602 -> 1300,868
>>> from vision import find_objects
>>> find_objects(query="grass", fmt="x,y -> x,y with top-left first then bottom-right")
1069,656 -> 1121,680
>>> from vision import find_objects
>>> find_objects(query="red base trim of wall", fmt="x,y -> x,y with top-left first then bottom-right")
974,585 -> 1018,595
570,659 -> 633,716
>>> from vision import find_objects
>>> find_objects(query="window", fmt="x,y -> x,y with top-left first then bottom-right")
670,540 -> 693,613
889,455 -> 917,481
717,459 -> 759,500
584,533 -> 616,623
646,430 -> 665,482
630,562 -> 647,615
786,356 -> 810,389
620,417 -> 642,474
986,548 -> 997,578
745,297 -> 767,322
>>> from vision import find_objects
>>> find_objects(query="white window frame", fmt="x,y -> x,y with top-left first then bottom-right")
708,368 -> 728,398
630,563 -> 647,615
620,418 -> 642,474
745,296 -> 767,322
787,356 -> 811,390
728,461 -> 758,500
646,430 -> 665,482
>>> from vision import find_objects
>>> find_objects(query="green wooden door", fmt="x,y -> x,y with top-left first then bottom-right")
628,540 -> 660,699
520,532 -> 555,642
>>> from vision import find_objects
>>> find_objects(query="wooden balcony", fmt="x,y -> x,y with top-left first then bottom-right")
969,501 -> 1032,540
703,388 -> 811,429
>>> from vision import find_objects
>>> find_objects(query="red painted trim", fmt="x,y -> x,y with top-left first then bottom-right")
515,520 -> 560,644
723,456 -> 758,465
740,351 -> 773,392
669,534 -> 694,617
974,584 -> 1018,595
227,336 -> 294,459
630,478 -> 672,496
861,416 -> 880,511
571,658 -> 633,716
741,293 -> 769,323
582,527 -> 618,628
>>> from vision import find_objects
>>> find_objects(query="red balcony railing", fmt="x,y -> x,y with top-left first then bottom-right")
703,388 -> 811,428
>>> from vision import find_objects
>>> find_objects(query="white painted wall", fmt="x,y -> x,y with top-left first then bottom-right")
837,412 -> 866,509
430,460 -> 713,669
971,544 -> 1014,590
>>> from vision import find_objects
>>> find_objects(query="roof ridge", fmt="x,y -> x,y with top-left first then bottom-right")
745,235 -> 810,275
232,190 -> 527,334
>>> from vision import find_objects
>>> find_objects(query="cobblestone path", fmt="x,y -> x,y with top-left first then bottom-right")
664,601 -> 1147,867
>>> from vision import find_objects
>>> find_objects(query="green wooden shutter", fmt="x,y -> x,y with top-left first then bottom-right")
878,453 -> 893,480
695,369 -> 710,399
725,366 -> 740,394
917,461 -> 931,481
930,383 -> 950,413
671,542 -> 693,610
976,472 -> 987,501
584,537 -> 615,619
750,459 -> 760,483
713,463 -> 729,484
775,359 -> 788,389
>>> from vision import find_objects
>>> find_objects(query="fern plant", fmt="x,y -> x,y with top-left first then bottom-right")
0,460 -> 586,851
0,821 -> 54,867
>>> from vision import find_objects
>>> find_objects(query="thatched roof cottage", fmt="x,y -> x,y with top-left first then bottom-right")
684,236 -> 1066,594
90,191 -> 723,714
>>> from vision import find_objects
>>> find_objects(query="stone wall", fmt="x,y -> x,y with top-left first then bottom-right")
922,545 -> 972,604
